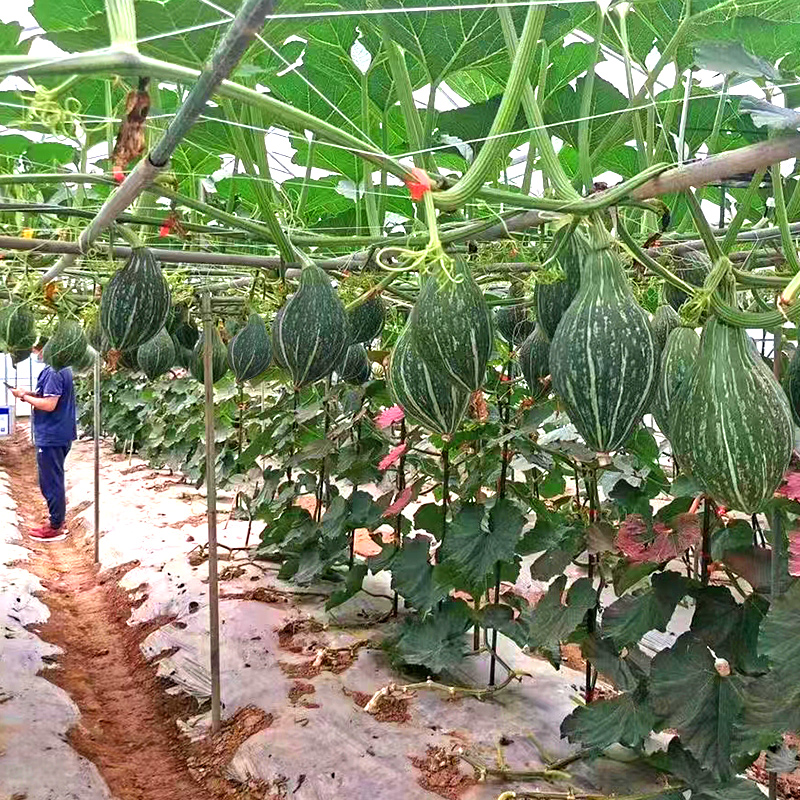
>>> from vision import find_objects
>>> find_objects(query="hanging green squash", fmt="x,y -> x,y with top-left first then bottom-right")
550,228 -> 658,453
785,345 -> 800,425
410,256 -> 493,392
44,319 -> 88,371
190,327 -> 229,384
671,316 -> 793,513
0,304 -> 36,351
173,318 -> 199,350
663,249 -> 710,311
272,265 -> 349,387
495,304 -> 535,346
348,296 -> 386,345
100,248 -> 171,352
117,347 -> 139,371
271,308 -> 287,368
74,345 -> 98,374
138,328 -> 176,380
651,304 -> 680,359
651,326 -> 700,439
518,325 -> 551,401
11,349 -> 31,367
227,313 -> 272,384
536,230 -> 584,341
337,344 -> 372,384
388,325 -> 469,436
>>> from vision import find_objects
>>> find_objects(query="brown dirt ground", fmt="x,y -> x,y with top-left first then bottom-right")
0,431 -> 271,800
348,689 -> 411,723
409,745 -> 476,800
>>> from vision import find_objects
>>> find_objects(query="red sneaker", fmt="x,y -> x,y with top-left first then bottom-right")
29,525 -> 68,542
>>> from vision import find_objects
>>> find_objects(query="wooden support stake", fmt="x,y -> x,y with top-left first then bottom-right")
202,292 -> 222,733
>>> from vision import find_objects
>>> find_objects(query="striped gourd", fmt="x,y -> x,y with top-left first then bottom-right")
0,304 -> 36,350
117,347 -> 139,371
348,296 -> 386,345
651,326 -> 700,438
44,319 -> 88,370
100,248 -> 171,352
518,325 -> 551,401
74,345 -> 98,374
785,346 -> 800,425
273,265 -> 349,387
137,327 -> 176,380
671,316 -> 793,513
651,304 -> 680,359
550,230 -> 658,453
536,231 -> 584,341
173,319 -> 199,350
410,257 -> 493,392
388,325 -> 469,435
191,328 -> 229,384
270,308 -> 287,368
663,249 -> 710,311
337,344 -> 372,384
171,336 -> 193,370
496,304 -> 535,346
11,349 -> 31,367
227,313 -> 272,384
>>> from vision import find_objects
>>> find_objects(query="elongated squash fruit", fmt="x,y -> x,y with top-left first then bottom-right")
273,265 -> 349,387
651,304 -> 680,360
785,346 -> 800,425
663,249 -> 710,311
191,327 -> 229,384
518,325 -> 550,401
44,319 -> 88,370
410,257 -> 493,392
550,231 -> 658,453
388,325 -> 469,435
536,231 -> 584,341
0,304 -> 36,350
651,326 -> 700,439
101,248 -> 171,352
496,304 -> 535,346
138,327 -> 176,380
227,313 -> 272,384
348,296 -> 386,345
671,316 -> 793,513
338,343 -> 372,384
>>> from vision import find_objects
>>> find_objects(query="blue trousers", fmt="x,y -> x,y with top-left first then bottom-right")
36,445 -> 71,528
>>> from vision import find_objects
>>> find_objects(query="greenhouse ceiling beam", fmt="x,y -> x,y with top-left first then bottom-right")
41,0 -> 277,285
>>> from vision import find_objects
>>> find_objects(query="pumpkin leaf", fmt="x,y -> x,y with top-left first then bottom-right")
693,40 -> 781,79
650,633 -> 745,780
616,513 -> 701,564
389,536 -> 451,613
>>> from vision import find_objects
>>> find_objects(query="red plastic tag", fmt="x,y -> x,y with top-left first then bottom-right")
404,168 -> 432,201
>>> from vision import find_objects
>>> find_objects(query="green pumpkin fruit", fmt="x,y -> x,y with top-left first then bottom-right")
273,265 -> 349,387
348,296 -> 386,345
550,229 -> 658,453
191,327 -> 229,384
227,313 -> 272,384
518,325 -> 551,401
0,304 -> 36,351
663,249 -> 710,311
536,230 -> 585,341
496,304 -> 535,346
337,344 -> 372,384
388,325 -> 469,436
410,257 -> 493,392
651,304 -> 680,359
138,327 -> 176,380
44,319 -> 88,371
671,316 -> 793,513
101,248 -> 171,352
651,326 -> 700,438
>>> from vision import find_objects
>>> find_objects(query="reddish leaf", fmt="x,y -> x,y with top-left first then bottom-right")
375,405 -> 405,429
616,513 -> 701,563
404,167 -> 432,201
778,471 -> 800,501
789,529 -> 800,577
383,487 -> 413,518
378,442 -> 407,471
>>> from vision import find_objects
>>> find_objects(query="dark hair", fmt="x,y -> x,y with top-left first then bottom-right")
33,337 -> 49,350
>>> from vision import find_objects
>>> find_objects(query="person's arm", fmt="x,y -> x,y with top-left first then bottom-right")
10,387 -> 59,411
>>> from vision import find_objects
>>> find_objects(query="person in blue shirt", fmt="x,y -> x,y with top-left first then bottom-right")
11,338 -> 77,542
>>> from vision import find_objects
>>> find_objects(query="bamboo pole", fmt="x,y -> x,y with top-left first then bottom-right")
93,350 -> 101,564
202,292 -> 222,733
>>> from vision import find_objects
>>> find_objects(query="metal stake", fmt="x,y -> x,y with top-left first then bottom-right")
93,350 -> 101,564
202,292 -> 222,733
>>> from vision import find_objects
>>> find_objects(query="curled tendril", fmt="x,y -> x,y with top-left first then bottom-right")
377,240 -> 463,285
20,82 -> 83,137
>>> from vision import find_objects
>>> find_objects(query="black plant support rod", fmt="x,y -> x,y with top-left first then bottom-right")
585,468 -> 599,704
42,0 -> 276,284
392,418 -> 407,616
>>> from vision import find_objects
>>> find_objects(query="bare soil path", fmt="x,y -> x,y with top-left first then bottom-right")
0,431 -> 248,800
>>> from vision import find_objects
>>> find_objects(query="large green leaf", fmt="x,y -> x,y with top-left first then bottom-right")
758,578 -> 800,663
393,598 -> 472,673
603,570 -> 690,649
650,633 -> 745,780
439,498 -> 524,593
389,536 -> 451,612
561,686 -> 656,751
509,575 -> 596,667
